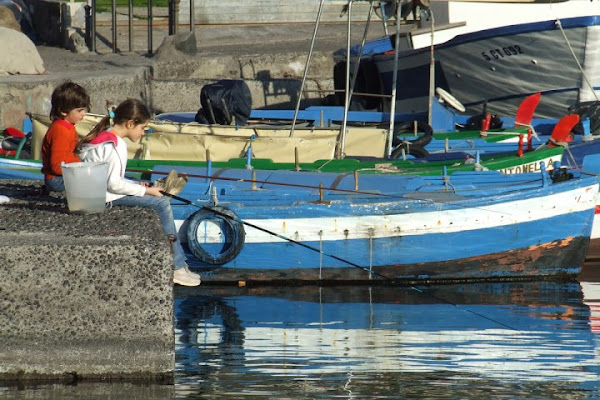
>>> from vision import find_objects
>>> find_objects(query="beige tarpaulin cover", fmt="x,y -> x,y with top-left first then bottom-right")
31,113 -> 387,163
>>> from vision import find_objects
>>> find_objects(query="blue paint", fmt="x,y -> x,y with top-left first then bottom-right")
184,208 -> 593,274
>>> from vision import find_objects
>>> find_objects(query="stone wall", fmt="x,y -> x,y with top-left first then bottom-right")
178,0 -> 373,25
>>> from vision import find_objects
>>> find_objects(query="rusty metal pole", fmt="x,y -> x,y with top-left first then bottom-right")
173,0 -> 180,34
84,5 -> 92,50
189,0 -> 195,31
169,0 -> 180,35
168,0 -> 173,35
90,0 -> 97,52
128,0 -> 134,52
111,0 -> 117,52
147,0 -> 153,54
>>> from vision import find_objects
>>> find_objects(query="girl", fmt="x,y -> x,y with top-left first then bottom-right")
41,81 -> 90,192
78,98 -> 200,287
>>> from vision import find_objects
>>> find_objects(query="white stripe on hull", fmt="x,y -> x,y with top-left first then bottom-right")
181,184 -> 597,244
498,156 -> 559,174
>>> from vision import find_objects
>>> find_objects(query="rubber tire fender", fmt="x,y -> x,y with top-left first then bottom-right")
186,206 -> 245,265
390,143 -> 429,159
392,120 -> 434,149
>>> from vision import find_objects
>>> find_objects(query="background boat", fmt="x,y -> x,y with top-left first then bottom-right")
334,2 -> 600,120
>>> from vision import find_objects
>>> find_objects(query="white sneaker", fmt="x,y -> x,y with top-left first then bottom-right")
174,268 -> 201,286
184,267 -> 201,282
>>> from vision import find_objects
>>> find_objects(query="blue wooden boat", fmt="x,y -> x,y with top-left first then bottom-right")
2,156 -> 599,282
162,155 -> 600,284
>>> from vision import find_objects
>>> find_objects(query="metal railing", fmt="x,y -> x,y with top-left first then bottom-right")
84,0 -> 189,54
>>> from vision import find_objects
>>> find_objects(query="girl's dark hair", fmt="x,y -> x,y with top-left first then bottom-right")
50,81 -> 91,120
78,98 -> 151,150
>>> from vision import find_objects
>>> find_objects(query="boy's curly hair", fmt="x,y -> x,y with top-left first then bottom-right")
50,81 -> 91,120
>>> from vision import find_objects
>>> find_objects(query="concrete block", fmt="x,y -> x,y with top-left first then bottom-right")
0,65 -> 152,130
0,181 -> 175,383
152,51 -> 335,81
150,77 -> 334,113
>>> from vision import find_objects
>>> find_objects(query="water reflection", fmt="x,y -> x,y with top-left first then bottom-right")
174,281 -> 600,399
2,277 -> 600,399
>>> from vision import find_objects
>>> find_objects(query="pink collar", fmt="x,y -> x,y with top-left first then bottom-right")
89,130 -> 118,145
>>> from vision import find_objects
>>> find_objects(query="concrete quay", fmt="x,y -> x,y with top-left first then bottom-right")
0,179 -> 175,384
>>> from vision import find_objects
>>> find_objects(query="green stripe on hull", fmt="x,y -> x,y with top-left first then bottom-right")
126,147 -> 564,176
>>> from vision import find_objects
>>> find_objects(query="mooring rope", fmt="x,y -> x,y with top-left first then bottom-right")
556,18 -> 600,101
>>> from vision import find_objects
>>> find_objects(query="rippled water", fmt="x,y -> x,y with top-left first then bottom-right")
2,267 -> 600,399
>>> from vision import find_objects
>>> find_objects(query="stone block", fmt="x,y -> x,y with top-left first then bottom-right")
0,181 -> 175,383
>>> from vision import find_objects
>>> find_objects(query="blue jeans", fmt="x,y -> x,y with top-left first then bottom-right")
45,176 -> 65,192
111,194 -> 188,269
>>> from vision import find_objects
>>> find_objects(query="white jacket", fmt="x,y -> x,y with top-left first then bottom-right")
78,130 -> 145,202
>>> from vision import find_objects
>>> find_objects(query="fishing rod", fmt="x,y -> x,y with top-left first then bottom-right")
162,191 -> 519,331
129,168 -> 402,198
130,167 -> 546,206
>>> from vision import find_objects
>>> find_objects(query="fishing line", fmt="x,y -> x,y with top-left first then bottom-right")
164,192 -> 389,279
163,191 -> 520,331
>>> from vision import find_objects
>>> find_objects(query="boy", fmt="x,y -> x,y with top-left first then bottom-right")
41,81 -> 90,192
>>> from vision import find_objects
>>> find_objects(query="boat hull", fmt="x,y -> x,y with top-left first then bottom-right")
195,237 -> 589,284
173,177 -> 598,283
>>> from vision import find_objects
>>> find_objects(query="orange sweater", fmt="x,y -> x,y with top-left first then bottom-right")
41,119 -> 81,179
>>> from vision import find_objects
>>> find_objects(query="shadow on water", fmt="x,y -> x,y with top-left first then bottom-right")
2,265 -> 600,399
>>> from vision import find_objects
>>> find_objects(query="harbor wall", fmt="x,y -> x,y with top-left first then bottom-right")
177,0 -> 373,25
0,180 -> 175,383
0,55 -> 335,131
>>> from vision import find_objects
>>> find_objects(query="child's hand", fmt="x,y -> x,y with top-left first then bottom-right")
145,186 -> 164,197
140,181 -> 150,187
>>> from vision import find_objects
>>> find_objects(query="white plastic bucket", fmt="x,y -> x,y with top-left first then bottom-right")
62,161 -> 108,214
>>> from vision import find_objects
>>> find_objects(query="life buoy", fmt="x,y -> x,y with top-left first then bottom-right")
186,206 -> 245,265
436,87 -> 466,113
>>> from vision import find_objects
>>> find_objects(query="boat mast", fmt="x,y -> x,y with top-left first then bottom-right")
338,0 -> 377,159
337,1 -> 354,158
378,0 -> 390,36
349,1 -> 376,108
427,8 -> 435,126
289,0 -> 326,138
386,0 -> 401,158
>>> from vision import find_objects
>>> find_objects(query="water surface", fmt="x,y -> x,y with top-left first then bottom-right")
2,267 -> 600,399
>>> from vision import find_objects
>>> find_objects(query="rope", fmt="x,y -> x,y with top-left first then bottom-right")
556,18 -> 600,101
